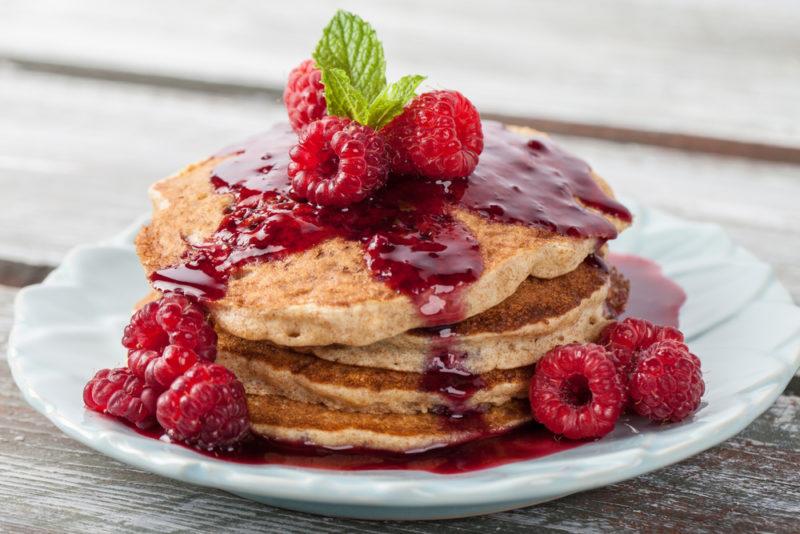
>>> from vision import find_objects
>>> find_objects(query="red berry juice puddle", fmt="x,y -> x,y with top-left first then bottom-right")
609,252 -> 686,328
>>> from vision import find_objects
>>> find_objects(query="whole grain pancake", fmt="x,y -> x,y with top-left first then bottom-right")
136,122 -> 630,347
308,258 -> 628,373
218,344 -> 532,416
247,394 -> 531,452
213,259 -> 627,416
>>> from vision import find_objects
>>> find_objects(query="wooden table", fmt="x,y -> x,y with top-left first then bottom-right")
1,2 -> 799,532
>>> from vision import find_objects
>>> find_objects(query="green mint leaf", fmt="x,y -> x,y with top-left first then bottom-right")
320,67 -> 369,123
365,74 -> 426,129
313,10 -> 386,103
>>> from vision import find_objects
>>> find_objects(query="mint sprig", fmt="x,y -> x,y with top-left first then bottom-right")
321,67 -> 369,123
313,10 -> 386,103
312,10 -> 425,130
366,74 -> 426,129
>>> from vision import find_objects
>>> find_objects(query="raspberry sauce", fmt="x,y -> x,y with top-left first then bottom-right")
132,421 -> 581,474
420,327 -> 487,424
609,253 -> 686,327
151,121 -> 631,326
454,123 -> 630,238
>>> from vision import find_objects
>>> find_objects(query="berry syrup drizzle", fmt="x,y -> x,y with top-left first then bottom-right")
420,327 -> 487,426
454,123 -> 630,238
151,120 -> 630,326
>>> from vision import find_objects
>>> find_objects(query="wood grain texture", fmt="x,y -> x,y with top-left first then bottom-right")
1,0 -> 799,147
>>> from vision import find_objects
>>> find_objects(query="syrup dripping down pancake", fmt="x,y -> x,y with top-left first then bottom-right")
136,123 -> 630,347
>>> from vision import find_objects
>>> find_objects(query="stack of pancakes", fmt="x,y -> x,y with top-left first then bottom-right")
136,126 -> 630,453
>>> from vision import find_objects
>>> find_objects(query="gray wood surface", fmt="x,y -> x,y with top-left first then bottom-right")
2,0 -> 799,147
1,1 -> 800,532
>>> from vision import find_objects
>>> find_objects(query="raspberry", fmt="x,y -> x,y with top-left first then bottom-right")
127,349 -> 158,380
288,116 -> 388,207
83,367 -> 158,429
128,345 -> 199,391
382,90 -> 484,179
156,362 -> 250,449
629,340 -> 704,423
530,343 -> 624,439
600,317 -> 684,384
283,59 -> 326,132
122,294 -> 217,362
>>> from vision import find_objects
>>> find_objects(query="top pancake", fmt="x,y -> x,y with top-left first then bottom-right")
136,124 -> 630,347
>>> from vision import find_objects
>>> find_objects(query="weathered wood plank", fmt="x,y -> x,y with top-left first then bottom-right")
1,0 -> 799,147
1,289 -> 799,532
0,259 -> 52,288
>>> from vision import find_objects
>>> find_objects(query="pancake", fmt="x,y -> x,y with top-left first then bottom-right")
247,393 -> 531,453
213,259 -> 627,416
309,258 -> 629,373
136,123 -> 630,348
218,344 -> 532,416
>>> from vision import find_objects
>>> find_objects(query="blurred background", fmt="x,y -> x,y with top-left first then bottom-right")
1,0 -> 799,289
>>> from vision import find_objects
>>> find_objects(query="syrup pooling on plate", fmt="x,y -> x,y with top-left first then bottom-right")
151,120 -> 629,325
609,253 -> 687,327
132,421 -> 582,474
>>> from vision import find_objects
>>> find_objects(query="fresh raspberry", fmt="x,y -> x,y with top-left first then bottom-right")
122,294 -> 217,362
128,345 -> 200,391
600,317 -> 684,384
156,362 -> 250,449
629,340 -> 704,423
283,59 -> 326,132
530,343 -> 624,440
288,116 -> 388,207
382,90 -> 484,179
83,367 -> 158,429
127,349 -> 159,380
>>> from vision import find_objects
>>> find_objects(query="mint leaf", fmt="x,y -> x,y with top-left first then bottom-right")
321,67 -> 369,123
313,10 -> 386,102
312,10 -> 425,130
365,74 -> 426,129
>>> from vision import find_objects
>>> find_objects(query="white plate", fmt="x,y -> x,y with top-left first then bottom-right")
9,200 -> 800,520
